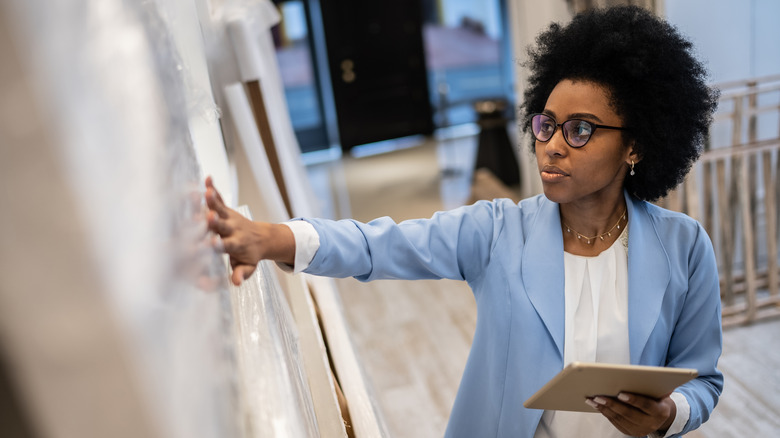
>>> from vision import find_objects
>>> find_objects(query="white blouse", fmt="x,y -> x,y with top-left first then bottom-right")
534,228 -> 631,438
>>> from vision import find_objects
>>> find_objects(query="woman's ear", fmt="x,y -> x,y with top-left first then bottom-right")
626,140 -> 641,166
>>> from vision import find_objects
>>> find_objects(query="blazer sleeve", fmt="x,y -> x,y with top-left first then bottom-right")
301,200 -> 500,282
667,222 -> 724,436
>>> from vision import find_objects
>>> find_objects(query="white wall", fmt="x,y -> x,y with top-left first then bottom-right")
665,0 -> 780,83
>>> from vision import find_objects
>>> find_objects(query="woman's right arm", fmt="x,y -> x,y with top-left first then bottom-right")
206,175 -> 500,285
302,201 -> 498,283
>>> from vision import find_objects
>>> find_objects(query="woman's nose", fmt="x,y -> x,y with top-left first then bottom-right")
544,128 -> 568,157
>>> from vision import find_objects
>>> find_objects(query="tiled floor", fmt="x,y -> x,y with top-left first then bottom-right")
306,135 -> 780,437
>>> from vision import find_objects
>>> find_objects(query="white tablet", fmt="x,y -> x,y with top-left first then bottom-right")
523,362 -> 698,413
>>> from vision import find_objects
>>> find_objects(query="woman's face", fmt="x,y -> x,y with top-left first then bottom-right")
535,79 -> 635,206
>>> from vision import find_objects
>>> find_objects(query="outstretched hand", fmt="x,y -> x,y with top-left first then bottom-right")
585,392 -> 675,437
204,177 -> 295,285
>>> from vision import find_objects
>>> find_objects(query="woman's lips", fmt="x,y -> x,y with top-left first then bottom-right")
540,165 -> 569,182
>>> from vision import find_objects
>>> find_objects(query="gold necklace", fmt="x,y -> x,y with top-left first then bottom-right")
562,209 -> 627,245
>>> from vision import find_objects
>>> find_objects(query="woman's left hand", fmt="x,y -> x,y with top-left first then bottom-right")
586,392 -> 675,437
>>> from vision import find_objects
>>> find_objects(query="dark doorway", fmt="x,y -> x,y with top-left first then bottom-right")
319,0 -> 435,151
272,1 -> 331,154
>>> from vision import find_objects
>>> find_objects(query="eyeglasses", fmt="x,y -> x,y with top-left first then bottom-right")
530,113 -> 629,148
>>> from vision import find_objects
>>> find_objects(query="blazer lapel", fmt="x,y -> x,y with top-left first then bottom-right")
521,197 -> 565,360
625,193 -> 671,364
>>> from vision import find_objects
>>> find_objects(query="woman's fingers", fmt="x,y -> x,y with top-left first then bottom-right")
231,264 -> 256,286
204,178 -> 230,219
586,393 -> 673,437
207,210 -> 233,237
205,189 -> 229,219
205,203 -> 262,265
617,392 -> 669,416
205,176 -> 224,205
591,397 -> 643,429
203,177 -> 262,286
210,233 -> 224,253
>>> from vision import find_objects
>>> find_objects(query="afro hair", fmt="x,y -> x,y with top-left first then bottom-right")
519,6 -> 719,201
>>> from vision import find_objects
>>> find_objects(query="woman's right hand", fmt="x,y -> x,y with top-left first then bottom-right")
204,176 -> 295,285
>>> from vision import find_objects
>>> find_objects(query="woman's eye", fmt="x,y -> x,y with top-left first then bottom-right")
541,121 -> 554,133
574,121 -> 592,137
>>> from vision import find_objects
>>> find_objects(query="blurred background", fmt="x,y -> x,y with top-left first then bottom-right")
1,0 -> 778,437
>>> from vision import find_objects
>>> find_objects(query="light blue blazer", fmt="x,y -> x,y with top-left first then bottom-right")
302,192 -> 723,438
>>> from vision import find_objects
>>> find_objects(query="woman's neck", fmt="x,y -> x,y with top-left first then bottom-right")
560,199 -> 628,256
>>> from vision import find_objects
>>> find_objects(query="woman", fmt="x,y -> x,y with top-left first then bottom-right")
205,6 -> 722,438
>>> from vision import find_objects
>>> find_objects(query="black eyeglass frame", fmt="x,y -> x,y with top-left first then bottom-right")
529,113 -> 630,148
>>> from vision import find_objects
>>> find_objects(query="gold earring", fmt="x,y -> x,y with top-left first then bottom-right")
630,160 -> 635,176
